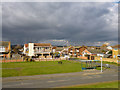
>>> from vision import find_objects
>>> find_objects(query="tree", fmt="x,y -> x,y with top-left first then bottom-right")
108,51 -> 112,54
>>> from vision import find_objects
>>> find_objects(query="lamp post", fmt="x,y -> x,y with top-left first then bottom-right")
100,57 -> 103,72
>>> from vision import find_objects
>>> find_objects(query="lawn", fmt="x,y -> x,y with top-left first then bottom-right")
63,81 -> 118,88
2,60 -> 85,77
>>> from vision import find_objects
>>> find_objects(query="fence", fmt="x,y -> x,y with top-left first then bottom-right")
0,59 -> 24,63
33,58 -> 67,61
0,58 -> 67,63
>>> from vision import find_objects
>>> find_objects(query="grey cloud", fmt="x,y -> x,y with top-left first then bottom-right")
2,2 -> 118,45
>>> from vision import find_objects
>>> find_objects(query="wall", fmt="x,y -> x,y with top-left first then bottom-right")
77,56 -> 87,59
33,58 -> 62,61
112,48 -> 120,60
95,56 -> 118,63
1,59 -> 24,63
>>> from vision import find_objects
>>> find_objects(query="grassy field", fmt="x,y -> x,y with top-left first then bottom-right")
2,60 -> 86,77
63,81 -> 118,88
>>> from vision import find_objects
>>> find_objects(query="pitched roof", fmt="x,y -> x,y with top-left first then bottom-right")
34,43 -> 51,46
52,46 -> 57,49
53,46 -> 64,51
112,45 -> 120,48
87,48 -> 106,54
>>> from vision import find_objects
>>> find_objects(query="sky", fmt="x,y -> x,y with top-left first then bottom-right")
2,2 -> 118,46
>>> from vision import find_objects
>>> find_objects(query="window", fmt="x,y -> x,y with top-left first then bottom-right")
45,47 -> 49,49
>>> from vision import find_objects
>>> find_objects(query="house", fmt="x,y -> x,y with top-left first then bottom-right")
23,43 -> 52,59
68,46 -> 80,57
68,46 -> 76,57
82,48 -> 106,57
87,46 -> 100,50
68,46 -> 87,57
0,41 -> 11,59
82,49 -> 92,57
112,45 -> 120,60
52,46 -> 70,59
60,47 -> 70,59
79,46 -> 87,56
75,46 -> 81,57
52,46 -> 57,53
55,46 -> 64,54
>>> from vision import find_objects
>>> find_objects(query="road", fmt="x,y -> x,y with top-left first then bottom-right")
2,62 -> 118,88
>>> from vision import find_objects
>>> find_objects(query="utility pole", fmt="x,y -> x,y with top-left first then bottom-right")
100,57 -> 103,72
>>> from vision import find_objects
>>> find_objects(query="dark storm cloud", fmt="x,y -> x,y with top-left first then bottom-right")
2,2 -> 118,45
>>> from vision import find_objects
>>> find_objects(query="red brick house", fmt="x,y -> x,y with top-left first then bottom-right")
68,46 -> 87,57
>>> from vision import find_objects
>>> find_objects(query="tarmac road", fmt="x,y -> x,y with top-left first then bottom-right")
2,61 -> 118,88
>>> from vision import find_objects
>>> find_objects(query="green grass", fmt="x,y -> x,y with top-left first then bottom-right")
96,66 -> 107,70
63,81 -> 118,88
2,60 -> 86,77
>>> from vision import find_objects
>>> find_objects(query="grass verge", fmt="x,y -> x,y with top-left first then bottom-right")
61,81 -> 118,88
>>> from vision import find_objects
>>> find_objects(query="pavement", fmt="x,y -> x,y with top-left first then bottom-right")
2,61 -> 119,88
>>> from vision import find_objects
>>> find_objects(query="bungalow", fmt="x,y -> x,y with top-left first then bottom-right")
82,49 -> 106,57
82,49 -> 92,57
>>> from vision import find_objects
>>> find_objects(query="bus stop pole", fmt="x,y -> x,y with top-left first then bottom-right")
100,57 -> 102,72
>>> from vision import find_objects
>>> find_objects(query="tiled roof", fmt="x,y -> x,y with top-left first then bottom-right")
87,48 -> 106,54
56,48 -> 64,51
112,45 -> 120,48
34,43 -> 51,46
52,46 -> 57,49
